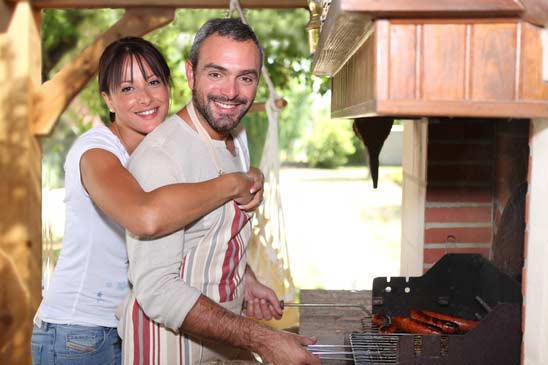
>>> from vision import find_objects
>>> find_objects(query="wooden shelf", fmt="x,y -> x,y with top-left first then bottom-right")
7,0 -> 308,9
325,18 -> 548,119
312,0 -> 527,77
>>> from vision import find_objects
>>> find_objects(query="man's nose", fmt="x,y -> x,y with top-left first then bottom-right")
220,79 -> 239,100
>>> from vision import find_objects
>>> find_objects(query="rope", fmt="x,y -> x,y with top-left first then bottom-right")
227,0 -> 281,103
226,0 -> 295,304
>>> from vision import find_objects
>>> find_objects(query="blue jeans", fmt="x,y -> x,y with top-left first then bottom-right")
31,321 -> 121,365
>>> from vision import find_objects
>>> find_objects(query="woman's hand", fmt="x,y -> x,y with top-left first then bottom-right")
237,167 -> 264,211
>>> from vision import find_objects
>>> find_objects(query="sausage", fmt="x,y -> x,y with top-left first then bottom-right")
421,310 -> 479,332
372,314 -> 388,328
410,310 -> 459,334
391,316 -> 443,335
379,324 -> 397,334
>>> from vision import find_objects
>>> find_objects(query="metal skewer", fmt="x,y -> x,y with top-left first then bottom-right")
281,300 -> 372,316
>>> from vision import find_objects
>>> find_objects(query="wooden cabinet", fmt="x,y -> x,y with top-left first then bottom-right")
314,2 -> 548,119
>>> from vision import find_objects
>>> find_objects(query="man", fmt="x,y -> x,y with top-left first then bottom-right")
120,18 -> 320,365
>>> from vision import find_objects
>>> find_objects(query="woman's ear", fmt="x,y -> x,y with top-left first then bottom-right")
101,91 -> 114,112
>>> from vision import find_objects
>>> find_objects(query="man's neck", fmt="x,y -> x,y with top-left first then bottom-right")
177,106 -> 236,156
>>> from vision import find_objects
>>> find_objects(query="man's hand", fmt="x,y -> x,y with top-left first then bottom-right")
243,265 -> 282,320
238,167 -> 264,211
257,331 -> 321,365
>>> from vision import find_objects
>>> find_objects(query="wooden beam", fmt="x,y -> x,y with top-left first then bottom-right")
311,0 -> 374,76
32,8 -> 175,136
521,0 -> 548,26
312,0 -> 529,77
0,2 -> 41,364
340,0 -> 524,17
248,97 -> 288,114
6,0 -> 308,9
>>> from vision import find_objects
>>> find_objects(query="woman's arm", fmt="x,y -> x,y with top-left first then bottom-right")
80,148 -> 255,237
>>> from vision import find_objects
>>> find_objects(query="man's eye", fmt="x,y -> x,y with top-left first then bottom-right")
209,72 -> 222,79
241,76 -> 254,84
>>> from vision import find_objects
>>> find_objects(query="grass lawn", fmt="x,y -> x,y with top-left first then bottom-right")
279,166 -> 402,290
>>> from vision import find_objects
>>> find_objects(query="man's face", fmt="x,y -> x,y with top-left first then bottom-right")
186,34 -> 261,139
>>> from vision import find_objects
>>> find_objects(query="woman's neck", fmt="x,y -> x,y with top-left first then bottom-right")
110,123 -> 144,155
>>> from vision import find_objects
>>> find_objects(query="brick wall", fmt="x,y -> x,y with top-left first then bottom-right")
423,118 -> 530,272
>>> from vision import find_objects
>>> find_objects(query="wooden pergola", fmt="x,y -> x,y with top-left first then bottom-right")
0,1 -> 308,363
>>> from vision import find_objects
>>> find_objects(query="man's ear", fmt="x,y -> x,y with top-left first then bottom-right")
185,60 -> 195,89
101,91 -> 114,112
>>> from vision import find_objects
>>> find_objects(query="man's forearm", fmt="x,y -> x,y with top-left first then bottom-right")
180,294 -> 269,354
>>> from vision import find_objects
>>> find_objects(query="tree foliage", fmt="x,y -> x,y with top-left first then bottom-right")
41,8 -> 331,187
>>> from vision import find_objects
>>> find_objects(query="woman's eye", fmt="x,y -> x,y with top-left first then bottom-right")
149,79 -> 161,86
121,86 -> 133,93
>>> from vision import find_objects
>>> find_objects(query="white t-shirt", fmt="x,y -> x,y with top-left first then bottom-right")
37,125 -> 130,328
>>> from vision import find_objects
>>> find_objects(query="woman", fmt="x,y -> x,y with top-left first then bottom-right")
31,37 -> 262,365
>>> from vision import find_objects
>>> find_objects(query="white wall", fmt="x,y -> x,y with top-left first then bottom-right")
523,118 -> 548,365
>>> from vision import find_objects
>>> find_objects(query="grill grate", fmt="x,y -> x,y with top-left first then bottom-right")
350,333 -> 399,364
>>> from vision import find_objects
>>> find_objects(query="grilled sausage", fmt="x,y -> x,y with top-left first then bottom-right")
391,316 -> 443,335
372,314 -> 388,328
379,324 -> 397,334
410,310 -> 459,334
421,310 -> 479,332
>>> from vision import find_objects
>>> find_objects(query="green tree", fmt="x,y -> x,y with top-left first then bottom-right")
41,8 -> 328,187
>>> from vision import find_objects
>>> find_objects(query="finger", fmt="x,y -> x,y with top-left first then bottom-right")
253,298 -> 264,320
239,193 -> 262,211
298,335 -> 317,346
245,300 -> 255,318
268,303 -> 282,320
259,299 -> 272,321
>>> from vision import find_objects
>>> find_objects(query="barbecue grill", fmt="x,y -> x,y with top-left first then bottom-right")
349,254 -> 522,365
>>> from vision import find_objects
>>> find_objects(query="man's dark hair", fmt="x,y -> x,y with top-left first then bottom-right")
189,18 -> 263,72
98,37 -> 171,122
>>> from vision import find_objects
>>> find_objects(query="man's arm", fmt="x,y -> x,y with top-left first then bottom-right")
182,295 -> 321,365
126,145 -> 202,330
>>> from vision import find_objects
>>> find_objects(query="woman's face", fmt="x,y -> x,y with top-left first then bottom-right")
102,56 -> 170,136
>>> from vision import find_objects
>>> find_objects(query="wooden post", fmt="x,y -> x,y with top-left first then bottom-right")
0,1 -> 41,364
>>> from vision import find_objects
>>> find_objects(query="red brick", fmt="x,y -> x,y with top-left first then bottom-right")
425,206 -> 492,223
523,230 -> 528,259
424,247 -> 491,264
424,227 -> 492,243
429,119 -> 495,140
494,181 -> 511,208
428,165 -> 493,183
428,142 -> 493,161
495,119 -> 529,135
525,191 -> 529,226
527,155 -> 532,183
426,186 -> 492,203
522,266 -> 527,299
495,156 -> 528,191
496,131 -> 529,158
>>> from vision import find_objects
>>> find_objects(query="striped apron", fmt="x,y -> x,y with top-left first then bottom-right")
122,200 -> 252,365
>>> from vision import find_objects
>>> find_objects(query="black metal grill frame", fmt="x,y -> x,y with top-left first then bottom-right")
351,254 -> 522,365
